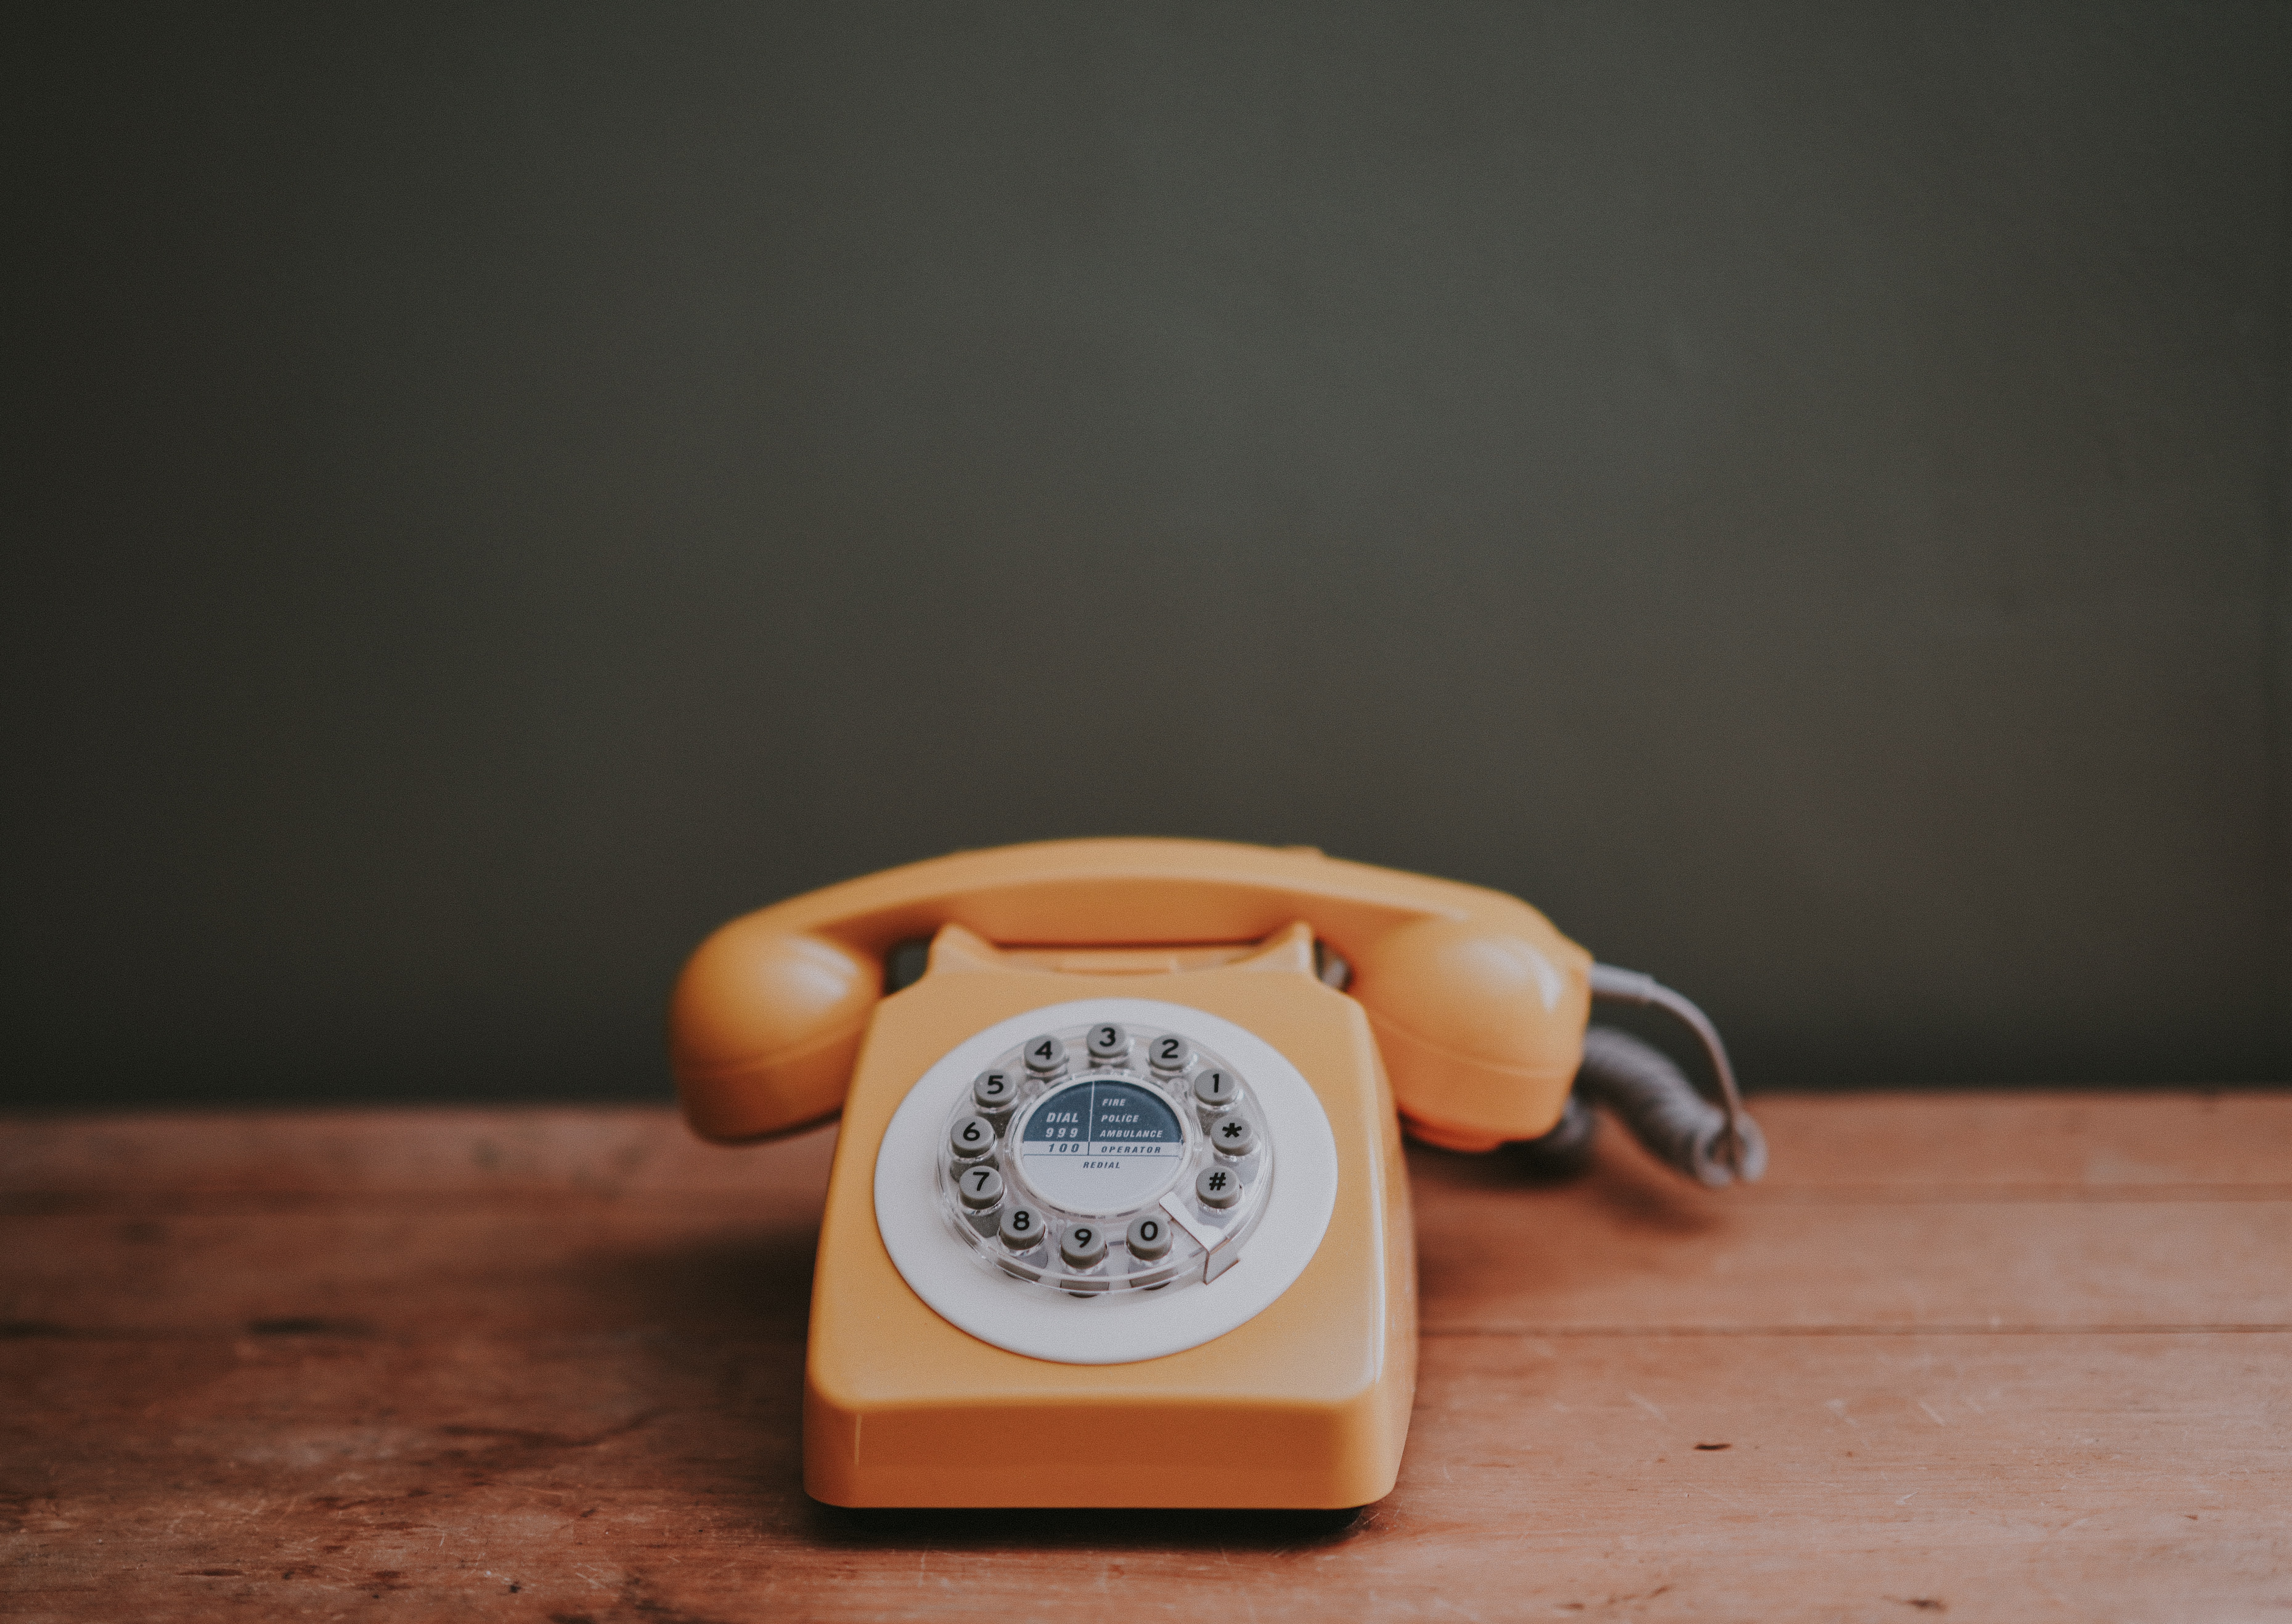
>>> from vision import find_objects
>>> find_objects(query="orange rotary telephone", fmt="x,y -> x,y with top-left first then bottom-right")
670,838 -> 1760,1509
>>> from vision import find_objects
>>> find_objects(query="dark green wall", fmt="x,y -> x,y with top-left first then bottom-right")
8,4 -> 2289,1106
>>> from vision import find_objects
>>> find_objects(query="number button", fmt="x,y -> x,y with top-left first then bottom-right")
1087,1023 -> 1127,1062
1195,1164 -> 1243,1208
1023,1035 -> 1067,1075
1125,1212 -> 1173,1260
948,1114 -> 995,1159
1060,1223 -> 1108,1269
999,1204 -> 1045,1250
1208,1113 -> 1256,1157
972,1069 -> 1017,1111
1193,1069 -> 1238,1108
956,1164 -> 1005,1209
1148,1034 -> 1191,1074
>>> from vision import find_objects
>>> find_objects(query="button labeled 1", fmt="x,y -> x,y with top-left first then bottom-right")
1193,1069 -> 1238,1108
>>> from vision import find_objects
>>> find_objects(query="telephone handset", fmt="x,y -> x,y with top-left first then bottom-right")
671,838 -> 1760,1508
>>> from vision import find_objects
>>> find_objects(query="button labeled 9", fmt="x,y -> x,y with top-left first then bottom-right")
1060,1223 -> 1108,1269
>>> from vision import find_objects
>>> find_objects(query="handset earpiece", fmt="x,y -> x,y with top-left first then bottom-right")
1348,914 -> 1593,1153
671,917 -> 882,1142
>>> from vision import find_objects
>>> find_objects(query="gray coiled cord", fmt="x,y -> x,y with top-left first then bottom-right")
1573,1025 -> 1768,1186
1324,938 -> 1763,1187
1513,965 -> 1766,1187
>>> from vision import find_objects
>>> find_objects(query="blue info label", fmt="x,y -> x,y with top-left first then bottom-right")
1018,1079 -> 1186,1212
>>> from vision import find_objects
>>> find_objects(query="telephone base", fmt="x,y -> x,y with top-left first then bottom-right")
801,1376 -> 1403,1510
801,935 -> 1417,1509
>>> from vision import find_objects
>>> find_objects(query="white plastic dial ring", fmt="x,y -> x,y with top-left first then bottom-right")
875,998 -> 1340,1366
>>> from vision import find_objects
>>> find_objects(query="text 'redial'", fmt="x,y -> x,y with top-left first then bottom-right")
1015,1077 -> 1186,1215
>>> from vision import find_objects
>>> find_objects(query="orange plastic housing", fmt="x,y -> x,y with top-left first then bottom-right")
801,928 -> 1416,1508
668,839 -> 1600,1508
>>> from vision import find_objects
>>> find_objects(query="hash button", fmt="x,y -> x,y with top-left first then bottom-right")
1195,1164 -> 1242,1208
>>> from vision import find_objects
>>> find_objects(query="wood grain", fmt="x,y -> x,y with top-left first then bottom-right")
3,1093 -> 2286,1622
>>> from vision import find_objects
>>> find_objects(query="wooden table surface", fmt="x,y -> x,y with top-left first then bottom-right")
3,1092 -> 2286,1622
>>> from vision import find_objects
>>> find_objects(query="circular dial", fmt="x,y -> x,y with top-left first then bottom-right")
933,1016 -> 1275,1299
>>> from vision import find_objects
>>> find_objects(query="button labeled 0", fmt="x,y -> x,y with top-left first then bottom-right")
1125,1212 -> 1173,1260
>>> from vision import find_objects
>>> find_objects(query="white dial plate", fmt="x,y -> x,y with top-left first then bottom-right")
875,996 -> 1340,1365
